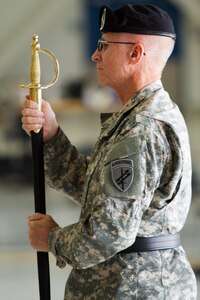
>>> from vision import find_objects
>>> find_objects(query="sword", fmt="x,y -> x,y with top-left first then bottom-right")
20,34 -> 59,300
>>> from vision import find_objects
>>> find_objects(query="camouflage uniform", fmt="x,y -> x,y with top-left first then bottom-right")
44,80 -> 197,299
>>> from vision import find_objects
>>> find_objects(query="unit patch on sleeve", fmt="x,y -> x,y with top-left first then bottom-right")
111,159 -> 134,192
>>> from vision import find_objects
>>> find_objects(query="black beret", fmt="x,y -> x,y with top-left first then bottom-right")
99,4 -> 176,40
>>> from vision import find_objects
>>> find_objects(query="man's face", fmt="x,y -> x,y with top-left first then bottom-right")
91,33 -> 132,90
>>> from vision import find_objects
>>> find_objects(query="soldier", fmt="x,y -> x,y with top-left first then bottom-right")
22,4 -> 197,299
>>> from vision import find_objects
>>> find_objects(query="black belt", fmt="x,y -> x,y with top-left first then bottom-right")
118,233 -> 180,254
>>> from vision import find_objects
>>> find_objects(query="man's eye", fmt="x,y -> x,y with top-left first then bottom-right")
102,43 -> 108,50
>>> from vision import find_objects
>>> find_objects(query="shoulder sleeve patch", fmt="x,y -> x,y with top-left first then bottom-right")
111,159 -> 134,192
104,137 -> 147,197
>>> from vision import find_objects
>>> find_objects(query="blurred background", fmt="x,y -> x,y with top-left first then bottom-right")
0,0 -> 199,299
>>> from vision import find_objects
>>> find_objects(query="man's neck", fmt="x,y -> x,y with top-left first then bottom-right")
117,77 -> 161,104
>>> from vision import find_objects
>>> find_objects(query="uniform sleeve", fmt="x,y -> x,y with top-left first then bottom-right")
43,128 -> 90,205
48,131 -> 168,270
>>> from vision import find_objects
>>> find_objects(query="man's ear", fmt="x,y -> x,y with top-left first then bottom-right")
131,48 -> 138,58
130,44 -> 145,63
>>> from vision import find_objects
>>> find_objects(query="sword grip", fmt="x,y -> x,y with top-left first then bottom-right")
30,35 -> 42,133
30,35 -> 40,85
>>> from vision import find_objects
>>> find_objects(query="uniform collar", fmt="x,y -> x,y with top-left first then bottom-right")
99,80 -> 163,139
120,80 -> 163,115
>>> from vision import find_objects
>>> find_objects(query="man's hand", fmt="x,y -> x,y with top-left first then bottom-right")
21,97 -> 59,143
28,213 -> 59,252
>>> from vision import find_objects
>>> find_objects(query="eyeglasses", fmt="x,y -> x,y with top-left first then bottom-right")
97,39 -> 146,55
97,39 -> 136,51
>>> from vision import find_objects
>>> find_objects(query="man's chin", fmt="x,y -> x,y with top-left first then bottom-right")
97,76 -> 108,87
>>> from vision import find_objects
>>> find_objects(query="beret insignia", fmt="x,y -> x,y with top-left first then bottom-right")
100,7 -> 106,31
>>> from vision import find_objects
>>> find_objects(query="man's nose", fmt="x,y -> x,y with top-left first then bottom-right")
91,49 -> 101,62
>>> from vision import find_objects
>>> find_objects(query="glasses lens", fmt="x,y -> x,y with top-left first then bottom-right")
98,40 -> 102,51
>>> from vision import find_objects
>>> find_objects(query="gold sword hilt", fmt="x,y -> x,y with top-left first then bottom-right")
20,34 -> 59,133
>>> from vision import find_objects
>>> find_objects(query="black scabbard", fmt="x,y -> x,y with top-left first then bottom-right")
31,129 -> 51,300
